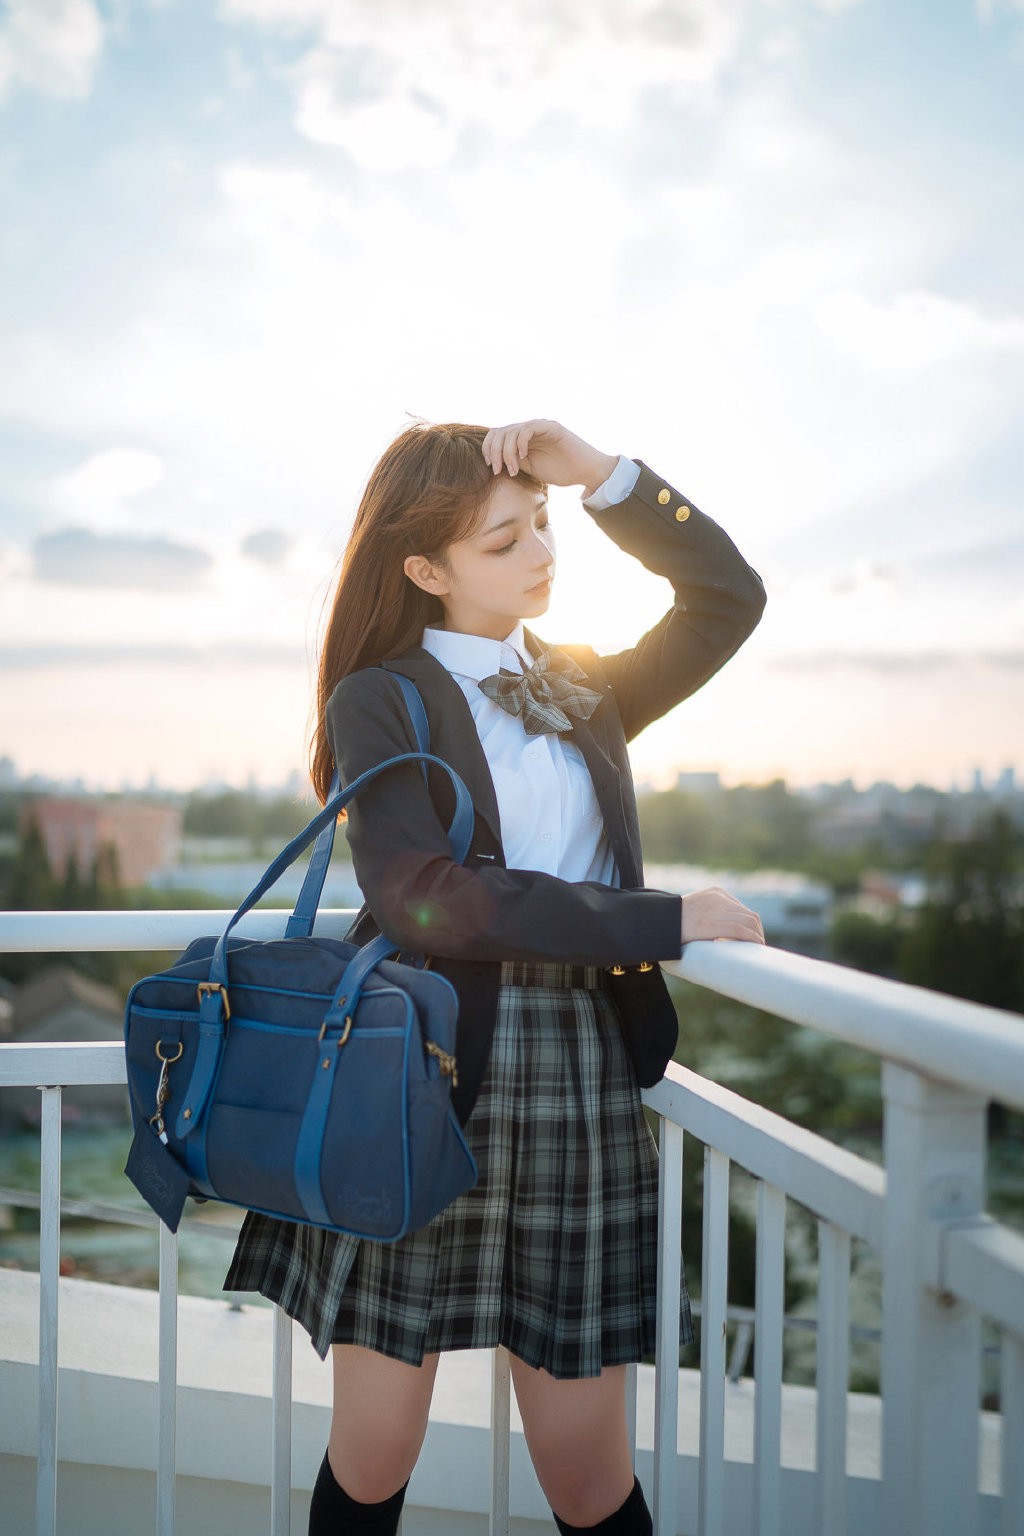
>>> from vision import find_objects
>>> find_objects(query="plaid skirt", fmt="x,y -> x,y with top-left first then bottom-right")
223,959 -> 694,1380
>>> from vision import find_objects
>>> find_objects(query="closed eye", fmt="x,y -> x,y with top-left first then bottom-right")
492,518 -> 551,556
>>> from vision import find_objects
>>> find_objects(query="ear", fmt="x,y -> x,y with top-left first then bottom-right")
404,553 -> 451,596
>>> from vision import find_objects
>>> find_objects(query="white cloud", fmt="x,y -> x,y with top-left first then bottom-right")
811,286 -> 1024,370
223,0 -> 748,166
292,49 -> 457,171
0,0 -> 104,101
49,447 -> 165,524
217,159 -> 355,239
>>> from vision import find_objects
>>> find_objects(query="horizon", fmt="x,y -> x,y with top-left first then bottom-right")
3,753 -> 1019,803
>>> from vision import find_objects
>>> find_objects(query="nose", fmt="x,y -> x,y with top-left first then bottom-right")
527,526 -> 554,571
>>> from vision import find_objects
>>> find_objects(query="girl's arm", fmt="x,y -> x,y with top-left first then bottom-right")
481,419 -> 767,742
583,457 -> 766,741
327,666 -> 684,967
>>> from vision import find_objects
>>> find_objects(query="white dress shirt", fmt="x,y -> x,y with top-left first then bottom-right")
418,455 -> 641,884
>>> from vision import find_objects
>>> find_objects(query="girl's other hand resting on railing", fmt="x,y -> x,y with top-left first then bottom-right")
680,888 -> 765,947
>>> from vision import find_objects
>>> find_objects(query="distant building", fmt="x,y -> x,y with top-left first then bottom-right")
854,870 -> 928,920
20,796 -> 183,889
675,771 -> 722,794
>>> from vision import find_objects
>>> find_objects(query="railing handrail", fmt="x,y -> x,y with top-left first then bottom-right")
2,906 -> 1023,1109
661,942 -> 1024,1112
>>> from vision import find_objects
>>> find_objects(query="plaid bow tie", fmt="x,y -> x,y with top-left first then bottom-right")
478,647 -> 603,735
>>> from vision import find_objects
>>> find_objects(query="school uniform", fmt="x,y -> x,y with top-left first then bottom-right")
225,455 -> 767,1378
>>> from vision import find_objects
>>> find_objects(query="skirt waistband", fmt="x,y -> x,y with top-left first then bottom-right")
499,960 -> 611,989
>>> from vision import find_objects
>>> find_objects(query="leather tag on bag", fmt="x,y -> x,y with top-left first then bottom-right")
124,1121 -> 190,1232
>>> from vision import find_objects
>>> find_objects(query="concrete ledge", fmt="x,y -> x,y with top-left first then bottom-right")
0,1271 -> 1003,1536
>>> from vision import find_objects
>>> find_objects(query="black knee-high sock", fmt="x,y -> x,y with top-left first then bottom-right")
552,1474 -> 652,1535
307,1449 -> 409,1536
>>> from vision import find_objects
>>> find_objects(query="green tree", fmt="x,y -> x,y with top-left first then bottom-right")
59,846 -> 88,909
831,910 -> 904,979
899,809 -> 1024,1014
638,780 -> 815,869
6,811 -> 57,909
183,789 -> 315,844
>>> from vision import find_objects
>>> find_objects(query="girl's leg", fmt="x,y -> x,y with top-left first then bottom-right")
327,1343 -> 440,1499
308,1342 -> 440,1534
508,1356 -> 649,1532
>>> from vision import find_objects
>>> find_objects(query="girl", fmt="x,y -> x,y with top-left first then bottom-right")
225,417 -> 767,1536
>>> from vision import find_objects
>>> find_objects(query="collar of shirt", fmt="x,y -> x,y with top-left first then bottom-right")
420,619 -> 532,681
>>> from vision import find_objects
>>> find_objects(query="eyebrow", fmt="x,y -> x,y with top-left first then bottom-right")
479,497 -> 548,538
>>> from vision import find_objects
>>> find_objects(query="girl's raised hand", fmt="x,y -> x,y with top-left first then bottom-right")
680,887 -> 766,947
481,419 -> 618,494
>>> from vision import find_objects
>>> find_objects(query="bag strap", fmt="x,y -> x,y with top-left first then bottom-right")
173,744 -> 473,1141
286,671 -> 461,939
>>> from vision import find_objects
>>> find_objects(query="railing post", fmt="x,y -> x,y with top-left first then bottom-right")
753,1181 -> 785,1536
37,1085 -> 62,1536
654,1118 -> 684,1536
815,1220 -> 850,1536
490,1345 -> 511,1536
271,1306 -> 293,1536
880,1063 -> 986,1536
157,1221 -> 178,1536
698,1146 -> 730,1536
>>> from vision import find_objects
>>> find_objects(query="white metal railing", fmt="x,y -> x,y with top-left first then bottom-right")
1,909 -> 1023,1536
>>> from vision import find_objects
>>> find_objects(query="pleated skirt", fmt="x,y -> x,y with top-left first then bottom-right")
223,958 -> 695,1380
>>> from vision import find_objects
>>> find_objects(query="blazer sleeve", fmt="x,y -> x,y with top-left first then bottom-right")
326,667 -> 684,967
586,458 -> 767,742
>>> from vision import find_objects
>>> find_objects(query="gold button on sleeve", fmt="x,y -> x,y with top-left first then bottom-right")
675,504 -> 691,522
657,488 -> 671,505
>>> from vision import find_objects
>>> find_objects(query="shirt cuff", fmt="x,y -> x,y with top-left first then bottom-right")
580,455 -> 641,512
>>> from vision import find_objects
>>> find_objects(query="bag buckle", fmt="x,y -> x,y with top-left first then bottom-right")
197,981 -> 231,1020
318,1013 -> 353,1046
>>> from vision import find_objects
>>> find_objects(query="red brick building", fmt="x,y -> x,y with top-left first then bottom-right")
20,797 -> 183,890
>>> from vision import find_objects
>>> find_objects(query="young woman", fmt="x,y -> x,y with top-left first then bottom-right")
225,417 -> 767,1536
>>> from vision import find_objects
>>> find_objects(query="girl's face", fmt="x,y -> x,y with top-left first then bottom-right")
405,478 -> 556,640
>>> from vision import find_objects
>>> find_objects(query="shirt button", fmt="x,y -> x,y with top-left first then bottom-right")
540,832 -> 551,841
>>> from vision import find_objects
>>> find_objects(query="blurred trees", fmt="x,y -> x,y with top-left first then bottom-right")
184,789 -> 316,849
638,779 -> 813,869
899,808 -> 1024,1014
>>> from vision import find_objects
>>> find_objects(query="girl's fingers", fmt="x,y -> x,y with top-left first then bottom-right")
684,890 -> 766,945
482,421 -> 545,476
504,428 -> 524,475
488,427 -> 514,475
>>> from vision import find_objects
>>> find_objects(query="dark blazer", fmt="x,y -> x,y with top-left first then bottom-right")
327,458 -> 767,1124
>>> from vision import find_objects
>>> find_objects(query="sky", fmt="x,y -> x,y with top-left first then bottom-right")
1,0 -> 1022,796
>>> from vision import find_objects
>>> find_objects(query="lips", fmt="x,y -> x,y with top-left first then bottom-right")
527,577 -> 552,594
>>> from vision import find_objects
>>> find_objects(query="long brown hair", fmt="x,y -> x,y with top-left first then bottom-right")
310,420 -> 545,806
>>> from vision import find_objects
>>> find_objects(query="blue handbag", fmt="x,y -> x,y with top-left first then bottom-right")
123,673 -> 479,1240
